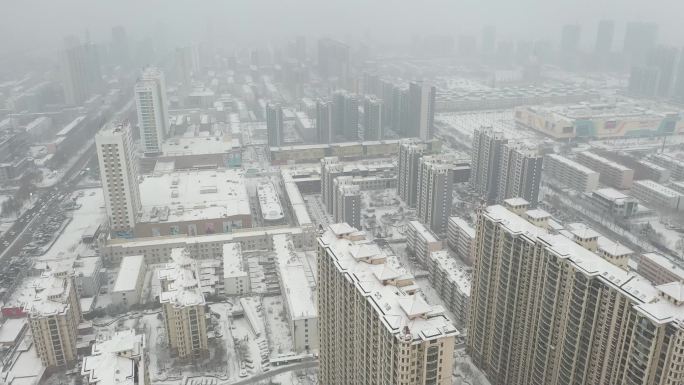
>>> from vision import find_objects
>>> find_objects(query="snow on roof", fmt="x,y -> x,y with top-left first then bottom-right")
257,182 -> 284,221
449,217 -> 475,238
525,209 -> 551,220
579,151 -> 631,171
597,237 -> 633,257
0,318 -> 27,344
634,180 -> 682,198
566,222 -> 600,240
82,329 -> 145,385
273,234 -> 317,320
222,243 -> 247,279
318,225 -> 459,342
483,205 -> 546,240
503,197 -> 529,207
158,248 -> 205,307
112,255 -> 144,293
429,250 -> 471,295
24,272 -> 74,317
281,169 -> 312,227
408,221 -> 438,243
138,169 -> 250,223
594,187 -> 630,201
56,116 -> 85,137
657,282 -> 684,302
161,134 -> 239,156
546,154 -> 598,176
641,253 -> 684,281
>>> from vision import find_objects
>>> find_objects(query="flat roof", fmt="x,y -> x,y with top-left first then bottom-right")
112,255 -> 145,293
161,132 -> 239,156
448,217 -> 475,238
408,221 -> 438,243
566,222 -> 601,240
641,252 -> 684,281
597,237 -> 633,257
594,188 -> 630,201
257,183 -> 284,221
429,250 -> 471,295
24,273 -> 74,316
138,169 -> 250,223
546,154 -> 598,176
82,329 -> 144,385
273,234 -> 317,320
222,242 -> 247,278
158,248 -> 205,307
318,225 -> 459,342
579,151 -> 632,171
281,169 -> 313,227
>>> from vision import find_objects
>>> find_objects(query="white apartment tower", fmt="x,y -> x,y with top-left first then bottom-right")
96,122 -> 142,236
135,67 -> 170,154
317,223 -> 458,385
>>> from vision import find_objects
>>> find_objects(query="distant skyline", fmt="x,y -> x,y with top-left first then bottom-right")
2,0 -> 683,54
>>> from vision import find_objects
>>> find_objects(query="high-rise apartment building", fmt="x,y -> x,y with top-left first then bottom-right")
332,176 -> 361,229
470,127 -> 507,204
158,248 -> 209,360
623,22 -> 658,66
266,103 -> 284,147
96,122 -> 142,236
135,67 -> 170,154
407,81 -> 436,141
321,157 -> 344,214
61,40 -> 102,105
560,24 -> 581,54
362,96 -> 383,141
316,100 -> 333,144
82,329 -> 150,385
332,91 -> 359,141
317,38 -> 350,82
317,223 -> 458,385
26,270 -> 82,368
497,144 -> 543,205
397,141 -> 426,207
595,19 -> 614,54
416,154 -> 456,234
468,204 -> 684,385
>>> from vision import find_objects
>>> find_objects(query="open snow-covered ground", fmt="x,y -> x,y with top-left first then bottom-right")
262,296 -> 294,356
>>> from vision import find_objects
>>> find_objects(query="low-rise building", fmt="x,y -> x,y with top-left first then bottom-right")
273,234 -> 318,353
630,180 -> 683,211
73,257 -> 103,298
588,188 -> 639,218
405,220 -> 442,267
221,243 -> 250,296
111,255 -> 146,308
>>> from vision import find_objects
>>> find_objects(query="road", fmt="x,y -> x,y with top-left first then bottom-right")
227,360 -> 317,385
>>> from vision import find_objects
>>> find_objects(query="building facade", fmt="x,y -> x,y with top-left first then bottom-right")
543,154 -> 600,192
135,67 -> 170,154
416,155 -> 455,234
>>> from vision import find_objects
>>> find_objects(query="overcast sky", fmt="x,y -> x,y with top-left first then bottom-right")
2,0 -> 683,54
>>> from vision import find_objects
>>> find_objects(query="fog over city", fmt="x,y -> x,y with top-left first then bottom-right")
1,1 -> 684,385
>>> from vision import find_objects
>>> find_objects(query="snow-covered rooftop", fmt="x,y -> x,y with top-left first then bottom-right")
319,225 -> 459,342
273,234 -> 317,320
138,169 -> 250,223
112,255 -> 145,293
257,182 -> 284,222
594,187 -> 630,202
82,329 -> 145,385
158,248 -> 205,308
408,221 -> 438,243
281,169 -> 313,227
429,250 -> 471,295
566,222 -> 600,240
24,272 -> 75,317
222,243 -> 247,279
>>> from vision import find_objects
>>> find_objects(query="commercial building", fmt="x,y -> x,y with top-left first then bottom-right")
515,101 -> 684,140
468,204 -> 684,385
25,271 -> 82,368
543,154 -> 599,192
273,234 -> 318,353
332,177 -> 361,229
96,122 -> 142,237
470,127 -> 507,204
427,250 -> 471,328
417,155 -> 456,234
447,217 -> 475,264
405,221 -> 442,267
317,223 -> 458,385
135,67 -> 170,154
630,180 -> 683,210
110,255 -> 146,308
576,151 -> 634,189
638,252 -> 684,285
81,330 -> 150,385
221,243 -> 250,296
362,96 -> 382,141
135,169 -> 251,237
158,248 -> 209,360
266,103 -> 284,148
587,188 -> 639,218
